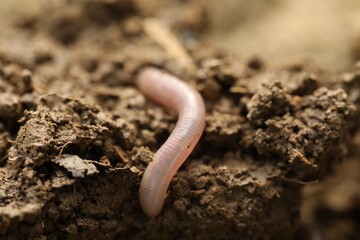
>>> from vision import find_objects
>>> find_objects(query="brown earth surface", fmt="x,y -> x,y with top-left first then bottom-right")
0,1 -> 359,239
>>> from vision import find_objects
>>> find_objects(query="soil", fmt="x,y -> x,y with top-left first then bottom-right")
0,1 -> 359,239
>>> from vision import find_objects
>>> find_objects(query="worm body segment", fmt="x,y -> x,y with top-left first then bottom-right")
135,68 -> 206,217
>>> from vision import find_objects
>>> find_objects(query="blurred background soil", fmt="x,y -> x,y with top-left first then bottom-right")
3,0 -> 360,72
0,1 -> 359,239
210,0 -> 360,73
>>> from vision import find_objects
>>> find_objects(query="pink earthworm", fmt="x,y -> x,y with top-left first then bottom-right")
135,67 -> 206,217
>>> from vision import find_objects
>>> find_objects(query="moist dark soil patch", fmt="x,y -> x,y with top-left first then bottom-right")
0,1 -> 359,239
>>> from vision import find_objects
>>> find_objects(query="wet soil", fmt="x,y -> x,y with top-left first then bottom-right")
0,1 -> 359,239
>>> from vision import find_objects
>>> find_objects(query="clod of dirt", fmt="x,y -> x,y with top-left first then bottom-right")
247,82 -> 292,126
13,93 -> 135,168
205,111 -> 244,148
0,93 -> 22,119
52,154 -> 99,178
249,85 -> 354,179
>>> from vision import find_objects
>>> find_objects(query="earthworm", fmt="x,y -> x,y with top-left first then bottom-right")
135,67 -> 206,217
